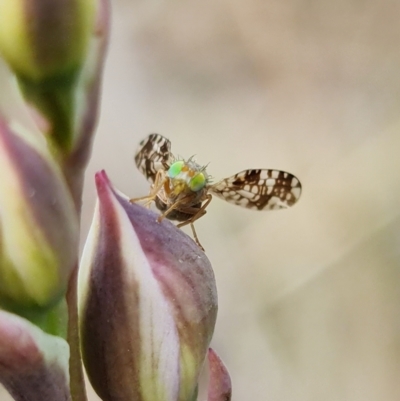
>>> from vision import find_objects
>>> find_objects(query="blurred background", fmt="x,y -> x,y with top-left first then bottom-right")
3,0 -> 400,400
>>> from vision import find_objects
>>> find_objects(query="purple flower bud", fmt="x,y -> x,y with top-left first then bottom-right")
79,170 -> 218,401
0,310 -> 71,401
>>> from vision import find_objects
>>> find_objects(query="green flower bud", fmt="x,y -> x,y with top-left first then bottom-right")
79,171 -> 218,401
0,116 -> 78,314
0,0 -> 97,152
0,0 -> 95,81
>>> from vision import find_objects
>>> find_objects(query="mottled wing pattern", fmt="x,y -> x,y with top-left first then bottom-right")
135,134 -> 172,183
209,169 -> 301,210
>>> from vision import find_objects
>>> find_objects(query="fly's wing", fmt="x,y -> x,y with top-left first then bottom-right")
135,134 -> 172,183
209,169 -> 301,210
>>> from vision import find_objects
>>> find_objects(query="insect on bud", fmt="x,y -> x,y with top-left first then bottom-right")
79,171 -> 218,401
133,133 -> 302,250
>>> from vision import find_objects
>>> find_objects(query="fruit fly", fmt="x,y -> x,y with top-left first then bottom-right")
131,134 -> 302,250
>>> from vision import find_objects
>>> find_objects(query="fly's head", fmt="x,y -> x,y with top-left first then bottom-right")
167,159 -> 210,202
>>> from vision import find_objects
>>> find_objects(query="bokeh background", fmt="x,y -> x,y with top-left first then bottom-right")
2,0 -> 400,400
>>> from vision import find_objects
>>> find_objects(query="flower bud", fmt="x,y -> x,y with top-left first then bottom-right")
0,310 -> 70,401
0,0 -> 97,152
0,0 -> 95,82
0,116 -> 78,312
79,171 -> 218,401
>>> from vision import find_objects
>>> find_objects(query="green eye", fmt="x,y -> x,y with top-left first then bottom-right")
189,172 -> 206,192
168,161 -> 184,178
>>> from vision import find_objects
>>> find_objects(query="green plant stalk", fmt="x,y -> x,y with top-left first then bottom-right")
18,72 -> 79,153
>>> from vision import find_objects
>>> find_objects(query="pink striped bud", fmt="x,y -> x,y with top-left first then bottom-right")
79,171 -> 218,401
0,116 -> 78,312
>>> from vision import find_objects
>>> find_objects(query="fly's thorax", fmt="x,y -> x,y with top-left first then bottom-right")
167,159 -> 209,197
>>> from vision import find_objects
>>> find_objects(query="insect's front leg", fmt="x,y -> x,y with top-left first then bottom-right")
130,169 -> 167,207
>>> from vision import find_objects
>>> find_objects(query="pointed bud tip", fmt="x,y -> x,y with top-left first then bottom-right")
94,169 -> 108,185
94,169 -> 110,195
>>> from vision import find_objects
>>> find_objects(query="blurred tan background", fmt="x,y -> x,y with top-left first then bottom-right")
3,0 -> 400,400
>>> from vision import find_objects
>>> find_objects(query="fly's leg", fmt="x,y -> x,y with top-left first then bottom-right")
176,194 -> 212,227
176,194 -> 212,251
130,170 -> 166,208
189,224 -> 204,251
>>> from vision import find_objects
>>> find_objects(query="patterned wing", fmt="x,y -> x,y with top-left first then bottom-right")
135,134 -> 172,183
209,169 -> 301,210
